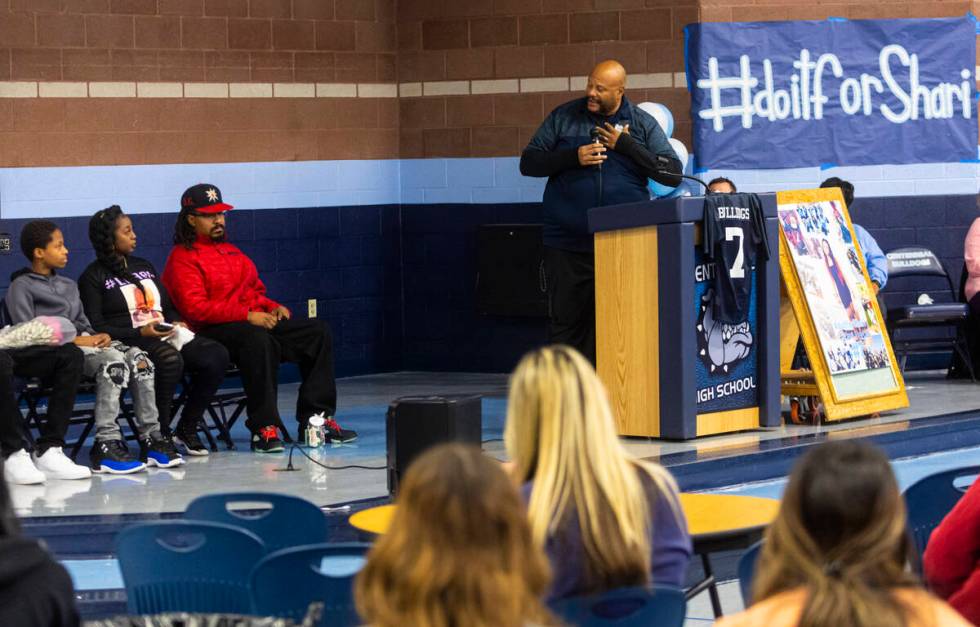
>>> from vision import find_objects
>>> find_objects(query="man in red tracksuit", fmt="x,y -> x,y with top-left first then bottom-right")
162,183 -> 356,453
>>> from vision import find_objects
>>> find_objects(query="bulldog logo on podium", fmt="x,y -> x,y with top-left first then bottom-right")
697,288 -> 753,374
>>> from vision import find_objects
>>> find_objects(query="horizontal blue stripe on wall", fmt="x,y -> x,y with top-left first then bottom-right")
1,155 -> 977,219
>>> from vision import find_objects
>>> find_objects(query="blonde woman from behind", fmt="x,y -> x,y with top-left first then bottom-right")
354,443 -> 557,627
718,440 -> 970,627
506,345 -> 692,601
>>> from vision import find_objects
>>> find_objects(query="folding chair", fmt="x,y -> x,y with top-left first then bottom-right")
885,247 -> 975,379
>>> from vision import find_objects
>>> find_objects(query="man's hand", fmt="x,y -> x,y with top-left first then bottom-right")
577,141 -> 606,167
247,311 -> 278,329
272,306 -> 291,321
74,333 -> 112,348
593,123 -> 628,150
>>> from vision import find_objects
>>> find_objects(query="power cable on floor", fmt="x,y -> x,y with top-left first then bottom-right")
276,443 -> 387,472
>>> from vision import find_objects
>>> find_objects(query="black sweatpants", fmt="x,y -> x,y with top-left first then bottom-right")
0,344 -> 85,456
543,245 -> 596,365
199,318 -> 337,433
126,335 -> 230,431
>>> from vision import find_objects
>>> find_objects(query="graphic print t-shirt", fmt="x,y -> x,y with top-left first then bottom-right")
702,193 -> 770,324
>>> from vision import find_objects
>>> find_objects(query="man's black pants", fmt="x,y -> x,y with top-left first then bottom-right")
199,319 -> 337,434
0,345 -> 85,456
543,245 -> 596,365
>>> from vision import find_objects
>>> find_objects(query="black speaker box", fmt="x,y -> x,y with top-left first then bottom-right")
386,394 -> 482,494
476,224 -> 548,317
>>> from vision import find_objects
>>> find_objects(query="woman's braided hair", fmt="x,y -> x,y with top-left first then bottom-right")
88,205 -> 145,292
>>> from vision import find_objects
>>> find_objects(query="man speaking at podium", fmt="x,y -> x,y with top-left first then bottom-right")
520,60 -> 682,364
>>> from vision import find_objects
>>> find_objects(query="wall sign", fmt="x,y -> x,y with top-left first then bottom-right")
685,17 -> 978,169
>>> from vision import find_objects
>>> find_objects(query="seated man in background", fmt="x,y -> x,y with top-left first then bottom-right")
707,177 -> 736,194
162,184 -> 355,453
819,177 -> 888,292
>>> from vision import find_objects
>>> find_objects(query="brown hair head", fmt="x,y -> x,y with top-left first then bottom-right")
753,440 -> 919,627
355,443 -> 555,627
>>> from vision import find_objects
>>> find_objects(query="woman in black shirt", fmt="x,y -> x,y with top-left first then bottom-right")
79,206 -> 230,456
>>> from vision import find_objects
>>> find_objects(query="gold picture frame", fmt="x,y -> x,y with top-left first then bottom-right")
777,188 -> 908,420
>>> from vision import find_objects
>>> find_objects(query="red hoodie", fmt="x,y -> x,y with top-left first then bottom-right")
162,234 -> 284,330
923,476 -> 980,626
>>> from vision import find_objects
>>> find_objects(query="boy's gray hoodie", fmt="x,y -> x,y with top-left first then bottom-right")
6,269 -> 95,335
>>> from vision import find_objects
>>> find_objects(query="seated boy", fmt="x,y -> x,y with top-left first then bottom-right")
6,221 -> 183,475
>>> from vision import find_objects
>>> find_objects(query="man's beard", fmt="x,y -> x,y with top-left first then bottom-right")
209,228 -> 226,242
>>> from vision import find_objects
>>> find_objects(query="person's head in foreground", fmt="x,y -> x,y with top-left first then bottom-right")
174,183 -> 233,249
355,443 -> 555,627
708,177 -> 737,194
505,344 -> 685,595
733,440 -> 968,627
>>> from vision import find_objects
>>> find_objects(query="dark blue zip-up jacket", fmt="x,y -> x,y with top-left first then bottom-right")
520,96 -> 682,252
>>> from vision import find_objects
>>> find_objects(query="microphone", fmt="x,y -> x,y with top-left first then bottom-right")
654,155 -> 710,193
590,128 -> 603,171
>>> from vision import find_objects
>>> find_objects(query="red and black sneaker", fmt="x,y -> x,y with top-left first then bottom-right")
324,416 -> 357,443
250,426 -> 284,453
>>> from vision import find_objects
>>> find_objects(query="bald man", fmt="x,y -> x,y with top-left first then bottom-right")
519,60 -> 682,364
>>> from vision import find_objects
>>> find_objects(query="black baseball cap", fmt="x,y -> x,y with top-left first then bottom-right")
181,183 -> 233,214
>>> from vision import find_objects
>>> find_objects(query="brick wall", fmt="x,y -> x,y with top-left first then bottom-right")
0,0 -> 398,167
396,0 -> 696,158
1,1 -> 975,168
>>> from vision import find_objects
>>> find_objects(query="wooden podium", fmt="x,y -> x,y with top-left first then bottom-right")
588,194 -> 781,440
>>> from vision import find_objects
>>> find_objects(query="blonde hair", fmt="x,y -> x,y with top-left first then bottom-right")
753,440 -> 921,627
504,344 -> 683,594
354,443 -> 555,627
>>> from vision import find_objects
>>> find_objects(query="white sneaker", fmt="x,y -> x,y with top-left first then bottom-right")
4,449 -> 45,485
32,447 -> 92,480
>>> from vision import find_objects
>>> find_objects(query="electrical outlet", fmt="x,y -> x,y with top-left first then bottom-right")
307,299 -> 317,318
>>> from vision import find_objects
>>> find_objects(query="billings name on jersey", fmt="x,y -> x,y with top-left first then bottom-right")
701,193 -> 770,325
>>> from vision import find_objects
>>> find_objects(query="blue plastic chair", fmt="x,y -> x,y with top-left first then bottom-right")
737,540 -> 763,606
904,465 -> 980,569
549,585 -> 686,627
250,542 -> 371,627
116,520 -> 265,615
184,492 -> 329,553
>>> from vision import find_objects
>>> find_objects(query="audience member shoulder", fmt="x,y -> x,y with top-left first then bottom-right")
716,588 -> 970,627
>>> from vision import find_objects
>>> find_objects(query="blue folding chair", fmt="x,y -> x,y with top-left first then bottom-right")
184,492 -> 328,553
549,585 -> 686,627
737,540 -> 763,606
904,465 -> 980,570
250,542 -> 371,627
116,520 -> 265,615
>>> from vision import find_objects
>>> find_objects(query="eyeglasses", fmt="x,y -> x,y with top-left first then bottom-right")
191,211 -> 226,219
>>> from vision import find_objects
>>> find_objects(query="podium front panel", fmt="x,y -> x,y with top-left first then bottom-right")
592,195 -> 781,440
595,225 -> 662,436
